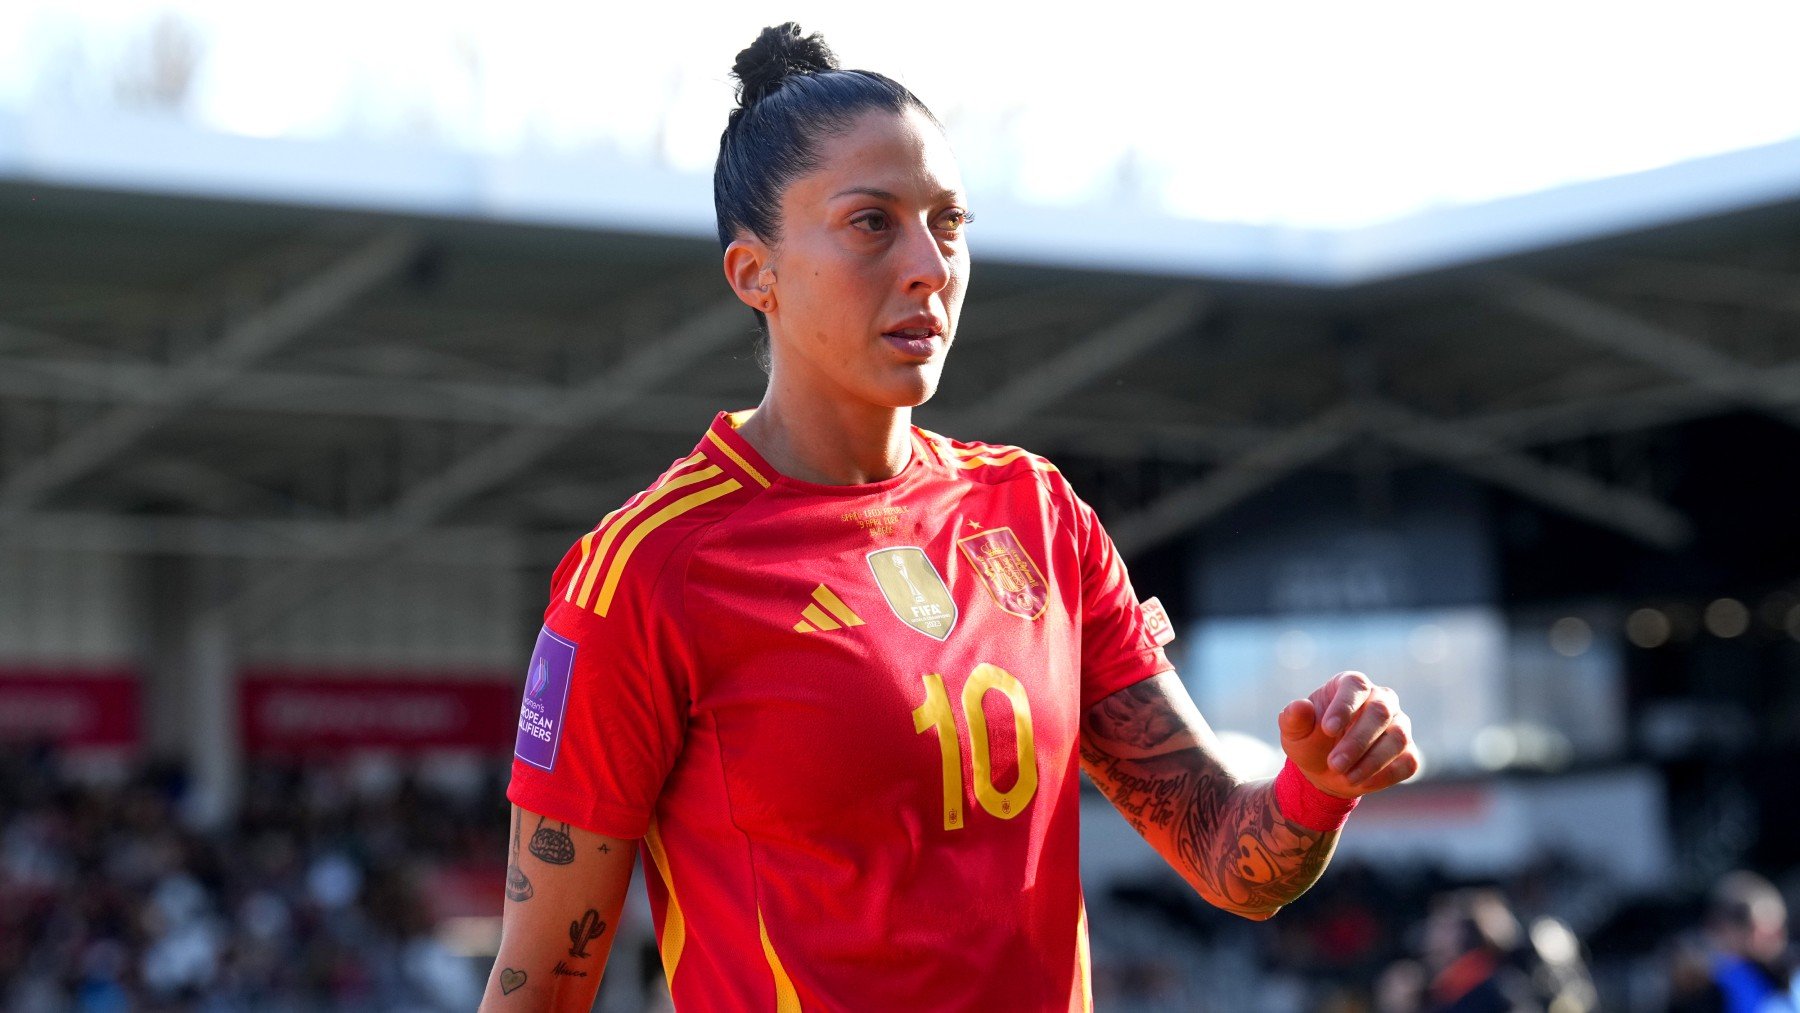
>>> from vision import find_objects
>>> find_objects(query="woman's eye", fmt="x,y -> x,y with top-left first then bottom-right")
939,209 -> 975,234
852,211 -> 890,233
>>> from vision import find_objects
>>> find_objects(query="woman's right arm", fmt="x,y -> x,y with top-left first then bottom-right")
479,803 -> 640,1011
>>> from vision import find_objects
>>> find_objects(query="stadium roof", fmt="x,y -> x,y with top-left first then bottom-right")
6,110 -> 1800,285
3,111 -> 1798,626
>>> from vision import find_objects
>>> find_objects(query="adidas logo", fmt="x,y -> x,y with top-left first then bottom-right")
793,584 -> 865,633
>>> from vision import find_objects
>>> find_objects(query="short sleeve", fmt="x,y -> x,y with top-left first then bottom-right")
1073,490 -> 1175,711
505,537 -> 697,840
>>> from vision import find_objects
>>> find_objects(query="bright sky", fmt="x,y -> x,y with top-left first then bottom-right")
6,0 -> 1800,228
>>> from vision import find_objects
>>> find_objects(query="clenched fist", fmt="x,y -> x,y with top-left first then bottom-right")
1278,671 -> 1421,798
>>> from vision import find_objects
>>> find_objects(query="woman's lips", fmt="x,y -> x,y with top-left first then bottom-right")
882,332 -> 939,357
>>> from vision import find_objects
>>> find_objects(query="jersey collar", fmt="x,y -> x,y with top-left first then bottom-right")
704,410 -> 943,493
702,410 -> 777,491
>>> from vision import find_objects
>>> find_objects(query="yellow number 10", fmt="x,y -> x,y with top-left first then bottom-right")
911,664 -> 1039,831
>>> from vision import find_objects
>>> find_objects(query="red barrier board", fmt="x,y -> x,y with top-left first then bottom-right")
240,672 -> 518,755
0,670 -> 139,748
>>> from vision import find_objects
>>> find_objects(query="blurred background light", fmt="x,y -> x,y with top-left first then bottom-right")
1274,628 -> 1317,670
1548,616 -> 1593,658
1625,608 -> 1671,649
1702,597 -> 1751,638
1407,623 -> 1449,665
1472,725 -> 1517,771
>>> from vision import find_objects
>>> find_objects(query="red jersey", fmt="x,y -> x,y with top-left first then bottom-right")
508,410 -> 1173,1011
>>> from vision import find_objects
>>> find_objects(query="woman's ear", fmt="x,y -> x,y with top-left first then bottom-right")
723,237 -> 777,313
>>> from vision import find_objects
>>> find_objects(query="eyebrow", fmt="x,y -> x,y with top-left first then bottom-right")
831,186 -> 964,204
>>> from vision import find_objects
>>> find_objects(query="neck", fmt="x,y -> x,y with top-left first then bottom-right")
737,384 -> 913,486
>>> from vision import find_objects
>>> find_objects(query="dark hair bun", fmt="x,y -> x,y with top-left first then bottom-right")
733,23 -> 839,106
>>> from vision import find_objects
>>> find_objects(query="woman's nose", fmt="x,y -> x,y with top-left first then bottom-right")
899,220 -> 954,293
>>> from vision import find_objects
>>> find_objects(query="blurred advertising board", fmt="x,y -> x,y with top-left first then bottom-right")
240,672 -> 518,755
0,669 -> 139,751
1332,768 -> 1675,889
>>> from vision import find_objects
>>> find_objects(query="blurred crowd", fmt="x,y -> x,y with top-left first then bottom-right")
1089,847 -> 1800,1012
0,748 -> 497,1011
3,747 -> 1797,1012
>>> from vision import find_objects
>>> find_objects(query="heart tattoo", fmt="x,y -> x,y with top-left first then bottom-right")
499,968 -> 526,995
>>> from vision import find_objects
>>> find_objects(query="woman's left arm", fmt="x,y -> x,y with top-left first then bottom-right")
1080,670 -> 1420,920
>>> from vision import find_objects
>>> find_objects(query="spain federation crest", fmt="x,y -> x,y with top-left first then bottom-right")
957,526 -> 1049,620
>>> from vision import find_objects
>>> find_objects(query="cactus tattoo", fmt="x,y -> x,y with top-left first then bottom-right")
568,908 -> 606,958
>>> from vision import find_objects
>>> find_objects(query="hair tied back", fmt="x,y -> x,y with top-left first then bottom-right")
733,22 -> 840,106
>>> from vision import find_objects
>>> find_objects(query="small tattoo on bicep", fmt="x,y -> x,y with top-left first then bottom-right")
528,815 -> 576,865
568,908 -> 606,957
506,809 -> 533,902
597,843 -> 611,854
499,967 -> 526,994
1084,679 -> 1189,754
505,864 -> 533,902
552,960 -> 588,978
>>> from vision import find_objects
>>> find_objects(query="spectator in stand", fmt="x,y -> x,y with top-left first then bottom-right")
1376,958 -> 1428,1013
1517,914 -> 1596,1013
1668,870 -> 1797,1013
1421,889 -> 1542,1013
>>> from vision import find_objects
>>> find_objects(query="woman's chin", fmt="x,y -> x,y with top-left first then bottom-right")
882,377 -> 940,410
866,365 -> 943,410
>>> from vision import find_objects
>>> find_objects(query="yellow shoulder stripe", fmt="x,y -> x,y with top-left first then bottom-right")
758,909 -> 802,1013
954,448 -> 1055,471
576,459 -> 718,609
912,428 -> 953,467
594,477 -> 743,617
567,453 -> 704,607
561,489 -> 645,602
644,821 -> 686,989
562,528 -> 598,603
1077,896 -> 1093,1013
946,441 -> 1008,455
706,428 -> 772,488
942,442 -> 1058,471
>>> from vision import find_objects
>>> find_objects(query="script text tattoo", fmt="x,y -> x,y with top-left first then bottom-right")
1080,679 -> 1337,917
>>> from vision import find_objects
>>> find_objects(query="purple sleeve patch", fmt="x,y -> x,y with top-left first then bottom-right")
515,626 -> 576,772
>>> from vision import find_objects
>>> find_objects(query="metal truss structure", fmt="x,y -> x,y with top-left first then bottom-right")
3,182 -> 1798,627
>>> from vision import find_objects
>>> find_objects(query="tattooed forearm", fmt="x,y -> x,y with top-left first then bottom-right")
1082,675 -> 1339,919
484,810 -> 638,1011
1077,745 -> 1188,834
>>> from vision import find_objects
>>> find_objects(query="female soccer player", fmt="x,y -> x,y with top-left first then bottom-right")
481,23 -> 1421,1011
